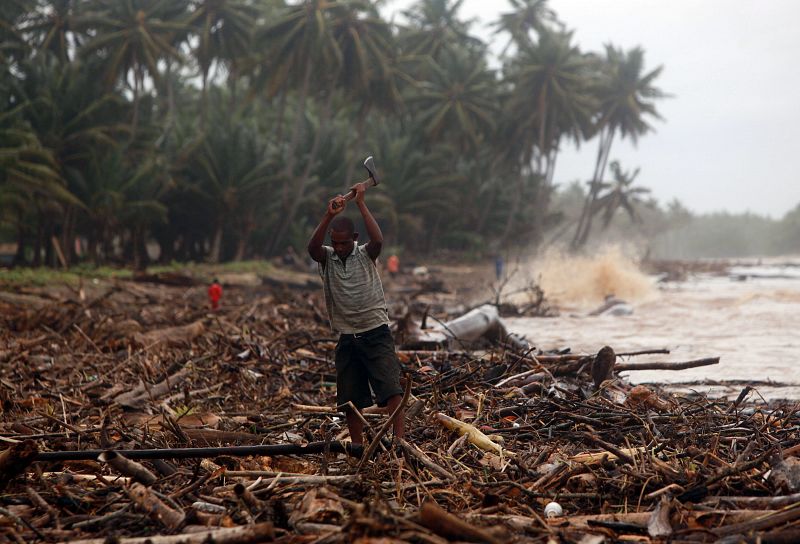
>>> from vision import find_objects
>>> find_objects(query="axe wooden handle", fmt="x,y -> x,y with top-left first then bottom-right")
332,177 -> 377,209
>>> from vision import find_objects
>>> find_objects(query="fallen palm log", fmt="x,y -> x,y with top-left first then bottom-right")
62,522 -> 275,544
615,357 -> 720,371
33,441 -> 363,462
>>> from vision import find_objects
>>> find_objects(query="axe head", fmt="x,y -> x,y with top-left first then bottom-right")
363,156 -> 380,186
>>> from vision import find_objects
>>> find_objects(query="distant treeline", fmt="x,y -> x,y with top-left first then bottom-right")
1,0 -> 670,268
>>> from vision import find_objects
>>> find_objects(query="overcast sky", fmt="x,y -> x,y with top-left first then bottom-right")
385,0 -> 800,218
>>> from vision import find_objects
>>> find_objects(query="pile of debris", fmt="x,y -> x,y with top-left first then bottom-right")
1,270 -> 799,543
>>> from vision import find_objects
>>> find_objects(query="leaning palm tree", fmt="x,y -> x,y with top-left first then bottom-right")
571,45 -> 665,249
505,28 -> 594,180
593,160 -> 651,230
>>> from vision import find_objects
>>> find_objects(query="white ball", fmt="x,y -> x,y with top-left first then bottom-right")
544,502 -> 563,518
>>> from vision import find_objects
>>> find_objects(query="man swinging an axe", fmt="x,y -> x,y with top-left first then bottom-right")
307,157 -> 405,453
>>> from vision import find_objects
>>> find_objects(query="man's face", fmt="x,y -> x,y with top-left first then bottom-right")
330,229 -> 356,259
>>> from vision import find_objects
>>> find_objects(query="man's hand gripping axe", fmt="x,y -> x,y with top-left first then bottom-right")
331,156 -> 380,210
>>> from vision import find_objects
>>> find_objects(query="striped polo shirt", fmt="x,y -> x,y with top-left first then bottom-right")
318,244 -> 389,335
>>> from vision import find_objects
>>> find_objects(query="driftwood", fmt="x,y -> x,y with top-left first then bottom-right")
419,501 -> 504,544
62,522 -> 275,544
128,483 -> 185,530
33,441 -> 363,462
98,450 -> 157,485
615,357 -> 720,371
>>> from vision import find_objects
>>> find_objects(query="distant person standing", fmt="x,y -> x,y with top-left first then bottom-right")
494,254 -> 504,281
387,254 -> 400,278
208,278 -> 222,311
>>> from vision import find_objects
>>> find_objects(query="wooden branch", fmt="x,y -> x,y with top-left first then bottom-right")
396,437 -> 456,480
59,522 -> 274,544
615,357 -> 720,371
127,482 -> 185,531
34,441 -> 362,462
420,501 -> 504,544
98,450 -> 157,485
435,413 -> 505,456
359,374 -> 412,467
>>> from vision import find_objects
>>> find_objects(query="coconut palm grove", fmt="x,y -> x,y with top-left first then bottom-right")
3,0 -> 703,269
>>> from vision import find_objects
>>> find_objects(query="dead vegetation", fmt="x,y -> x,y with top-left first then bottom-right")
1,267 -> 799,543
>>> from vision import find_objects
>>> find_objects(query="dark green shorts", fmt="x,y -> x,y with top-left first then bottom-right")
335,324 -> 402,410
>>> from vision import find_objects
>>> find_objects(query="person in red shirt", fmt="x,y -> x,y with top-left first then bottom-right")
208,278 -> 222,310
386,254 -> 400,278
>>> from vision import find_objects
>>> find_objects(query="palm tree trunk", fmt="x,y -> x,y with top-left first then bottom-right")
274,89 -> 287,140
283,63 -> 313,179
343,109 -> 368,190
201,67 -> 208,130
573,128 -> 615,249
209,222 -> 223,263
13,219 -> 26,267
270,85 -> 334,255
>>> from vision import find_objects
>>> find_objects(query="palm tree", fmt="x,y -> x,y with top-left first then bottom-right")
406,48 -> 497,153
571,45 -> 665,249
328,1 -> 402,189
398,0 -> 482,62
187,0 -> 257,127
22,0 -> 79,63
0,0 -> 31,66
505,28 -> 594,179
180,97 -> 280,262
493,0 -> 557,53
11,55 -> 130,263
77,0 -> 190,135
592,160 -> 651,230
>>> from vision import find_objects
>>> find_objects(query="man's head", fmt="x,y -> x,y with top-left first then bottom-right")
330,216 -> 358,259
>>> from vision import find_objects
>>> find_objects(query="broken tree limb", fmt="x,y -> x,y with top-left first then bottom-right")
33,441 -> 363,462
98,450 -> 157,485
615,357 -> 720,372
60,522 -> 275,544
434,413 -> 506,456
396,437 -> 456,480
128,482 -> 185,531
419,501 -> 504,544
113,364 -> 194,409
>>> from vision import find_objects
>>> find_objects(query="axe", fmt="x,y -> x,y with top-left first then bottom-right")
331,156 -> 380,209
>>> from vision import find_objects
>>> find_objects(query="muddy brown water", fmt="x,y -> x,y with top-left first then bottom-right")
506,260 -> 800,400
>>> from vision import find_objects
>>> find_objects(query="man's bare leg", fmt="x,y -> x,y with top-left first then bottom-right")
345,406 -> 364,446
385,394 -> 405,439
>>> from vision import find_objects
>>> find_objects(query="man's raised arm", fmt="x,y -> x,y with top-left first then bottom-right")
352,183 -> 383,261
308,196 -> 345,263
